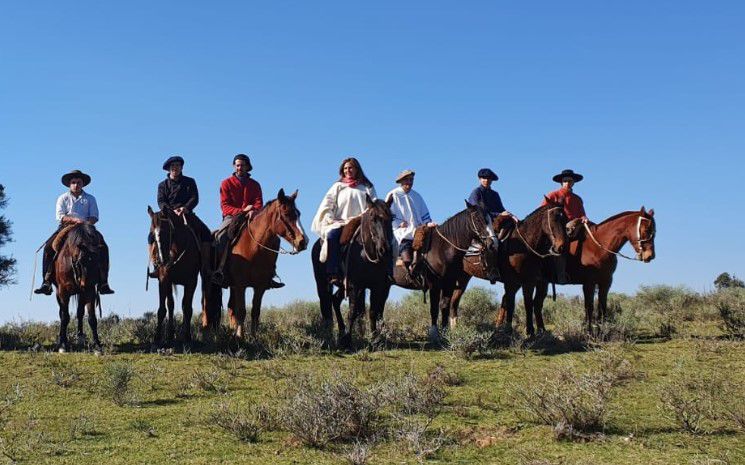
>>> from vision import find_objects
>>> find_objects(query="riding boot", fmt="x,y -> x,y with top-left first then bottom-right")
269,277 -> 285,289
211,236 -> 231,287
199,241 -> 212,278
98,242 -> 115,294
34,246 -> 56,295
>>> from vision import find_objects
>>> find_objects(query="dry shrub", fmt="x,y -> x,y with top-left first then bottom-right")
444,325 -> 493,359
457,287 -> 500,330
278,372 -> 386,448
392,416 -> 448,462
714,288 -> 745,339
512,362 -> 615,440
659,363 -> 719,434
382,292 -> 430,344
100,361 -> 139,406
383,368 -> 447,418
210,400 -> 269,443
189,368 -> 228,394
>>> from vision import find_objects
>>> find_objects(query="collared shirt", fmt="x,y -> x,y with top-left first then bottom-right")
468,185 -> 505,219
55,190 -> 99,223
219,174 -> 263,218
542,187 -> 586,220
385,186 -> 432,244
157,175 -> 199,211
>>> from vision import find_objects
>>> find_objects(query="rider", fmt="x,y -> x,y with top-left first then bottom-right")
148,156 -> 213,277
34,170 -> 114,295
541,168 -> 589,284
385,170 -> 435,273
311,157 -> 377,287
467,168 -> 514,280
212,154 -> 283,288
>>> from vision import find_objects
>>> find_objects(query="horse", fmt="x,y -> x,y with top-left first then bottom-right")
398,201 -> 498,344
53,224 -> 105,353
532,207 -> 656,333
202,189 -> 308,338
311,195 -> 393,348
147,206 -> 204,348
449,201 -> 568,337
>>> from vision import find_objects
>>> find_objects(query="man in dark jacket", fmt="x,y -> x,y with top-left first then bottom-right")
149,156 -> 212,277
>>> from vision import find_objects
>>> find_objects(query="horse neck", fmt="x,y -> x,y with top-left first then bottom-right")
242,205 -> 279,251
439,210 -> 477,249
592,212 -> 637,253
516,208 -> 547,248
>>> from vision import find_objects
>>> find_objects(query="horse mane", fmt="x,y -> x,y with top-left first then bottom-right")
598,210 -> 639,226
439,208 -> 477,242
522,203 -> 551,223
64,224 -> 100,252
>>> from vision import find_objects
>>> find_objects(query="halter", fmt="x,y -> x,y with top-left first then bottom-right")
583,214 -> 655,261
514,207 -> 564,258
246,206 -> 303,255
434,209 -> 497,253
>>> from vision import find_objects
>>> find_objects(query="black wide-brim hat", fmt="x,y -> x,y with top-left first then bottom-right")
61,170 -> 91,187
162,155 -> 185,171
552,169 -> 583,183
477,168 -> 498,181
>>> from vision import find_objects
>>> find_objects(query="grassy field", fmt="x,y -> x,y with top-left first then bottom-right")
1,286 -> 744,465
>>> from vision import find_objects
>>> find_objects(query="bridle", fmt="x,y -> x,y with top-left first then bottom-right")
583,214 -> 655,261
513,206 -> 564,258
357,208 -> 390,264
246,205 -> 304,255
434,208 -> 497,253
153,213 -> 186,270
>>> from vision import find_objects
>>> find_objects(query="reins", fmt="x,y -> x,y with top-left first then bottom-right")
583,215 -> 653,262
245,210 -> 300,255
513,207 -> 563,258
433,210 -> 495,253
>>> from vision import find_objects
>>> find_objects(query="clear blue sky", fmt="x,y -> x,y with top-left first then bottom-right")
1,1 -> 743,323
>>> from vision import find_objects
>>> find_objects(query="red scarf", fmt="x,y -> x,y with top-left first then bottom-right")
341,177 -> 359,188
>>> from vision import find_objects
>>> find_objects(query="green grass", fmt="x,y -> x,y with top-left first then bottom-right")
0,331 -> 743,464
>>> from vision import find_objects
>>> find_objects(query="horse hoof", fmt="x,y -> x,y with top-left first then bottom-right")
93,348 -> 102,356
449,317 -> 458,329
58,346 -> 67,354
427,325 -> 440,345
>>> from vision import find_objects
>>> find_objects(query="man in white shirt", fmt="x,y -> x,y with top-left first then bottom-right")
385,170 -> 435,272
34,170 -> 114,295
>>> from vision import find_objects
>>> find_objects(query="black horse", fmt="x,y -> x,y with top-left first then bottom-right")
312,195 -> 393,348
395,201 -> 498,344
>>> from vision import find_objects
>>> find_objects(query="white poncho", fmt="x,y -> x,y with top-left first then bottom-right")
385,186 -> 432,246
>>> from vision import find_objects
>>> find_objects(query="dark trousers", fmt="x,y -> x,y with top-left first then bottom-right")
398,239 -> 413,262
325,228 -> 342,275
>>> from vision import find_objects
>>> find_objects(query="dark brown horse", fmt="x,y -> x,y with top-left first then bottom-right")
399,202 -> 498,344
202,189 -> 308,338
53,224 -> 104,353
311,196 -> 393,348
532,207 -> 656,333
147,206 -> 204,348
449,201 -> 568,336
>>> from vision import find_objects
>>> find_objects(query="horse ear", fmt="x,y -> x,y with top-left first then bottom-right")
277,188 -> 286,202
147,205 -> 154,217
290,189 -> 298,200
465,199 -> 474,209
385,195 -> 393,208
366,193 -> 374,208
640,206 -> 646,214
648,208 -> 654,217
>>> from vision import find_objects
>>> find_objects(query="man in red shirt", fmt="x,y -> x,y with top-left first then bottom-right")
212,154 -> 283,288
541,169 -> 588,284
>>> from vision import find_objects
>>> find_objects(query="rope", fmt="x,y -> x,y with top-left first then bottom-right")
583,222 -> 643,261
433,226 -> 471,253
513,223 -> 560,258
246,220 -> 299,255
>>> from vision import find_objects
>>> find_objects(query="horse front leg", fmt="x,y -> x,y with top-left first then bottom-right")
440,282 -> 454,331
250,287 -> 266,337
57,293 -> 71,353
583,282 -> 597,334
228,286 -> 246,339
534,280 -> 549,334
182,279 -> 197,346
449,273 -> 471,329
369,283 -> 390,339
166,285 -> 176,343
428,283 -> 441,344
522,283 -> 536,338
155,281 -> 169,347
498,282 -> 519,334
76,296 -> 87,349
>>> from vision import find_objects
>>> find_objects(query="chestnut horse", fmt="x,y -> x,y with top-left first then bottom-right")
147,207 -> 204,348
449,201 -> 568,336
532,207 -> 656,333
53,224 -> 105,353
311,196 -> 393,348
407,202 -> 498,343
202,189 -> 308,337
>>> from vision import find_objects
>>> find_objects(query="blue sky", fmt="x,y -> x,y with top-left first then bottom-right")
1,1 -> 743,323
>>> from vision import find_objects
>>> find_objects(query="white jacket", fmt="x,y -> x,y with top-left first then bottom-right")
311,182 -> 378,239
385,186 -> 432,245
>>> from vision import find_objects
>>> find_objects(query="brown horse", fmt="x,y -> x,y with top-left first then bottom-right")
202,189 -> 308,337
147,206 -> 204,348
449,201 -> 568,336
532,207 -> 656,333
53,224 -> 104,353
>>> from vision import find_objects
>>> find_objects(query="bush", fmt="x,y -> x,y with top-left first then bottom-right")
444,325 -> 493,359
457,287 -> 500,330
513,361 -> 615,440
101,361 -> 139,406
383,368 -> 447,418
278,372 -> 386,447
714,288 -> 745,339
210,400 -> 268,443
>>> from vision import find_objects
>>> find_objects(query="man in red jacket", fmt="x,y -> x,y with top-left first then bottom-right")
212,154 -> 283,288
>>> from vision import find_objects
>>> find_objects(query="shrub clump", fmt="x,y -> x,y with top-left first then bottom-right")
714,288 -> 745,339
101,361 -> 139,406
210,400 -> 270,443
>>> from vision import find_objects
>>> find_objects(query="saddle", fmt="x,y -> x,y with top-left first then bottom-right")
51,224 -> 78,252
412,224 -> 435,253
339,216 -> 362,246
